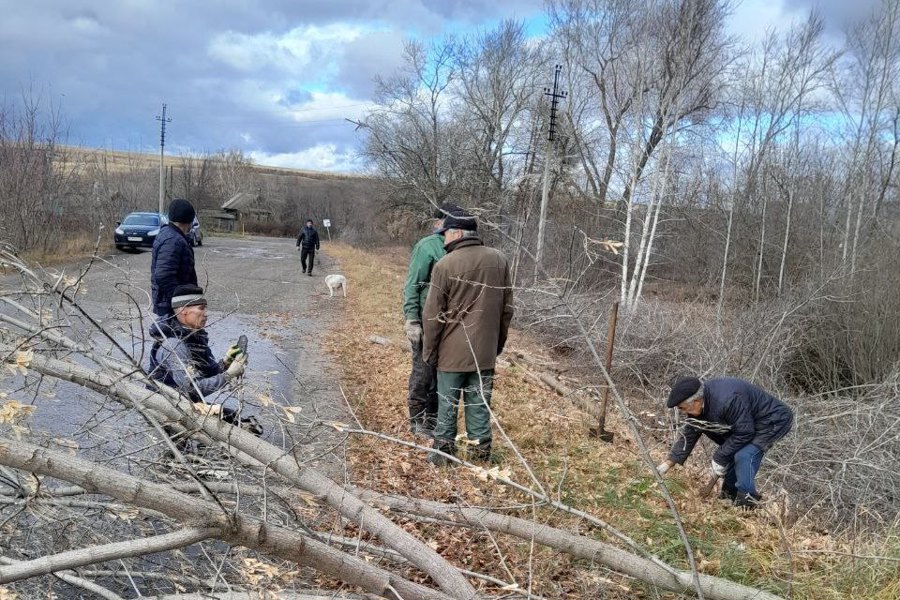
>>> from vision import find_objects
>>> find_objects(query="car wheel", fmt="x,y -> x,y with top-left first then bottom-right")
116,245 -> 124,251
197,236 -> 203,247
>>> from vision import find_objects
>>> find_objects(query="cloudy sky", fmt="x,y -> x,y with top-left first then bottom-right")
0,0 -> 880,172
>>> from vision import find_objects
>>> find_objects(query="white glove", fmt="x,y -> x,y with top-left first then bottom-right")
656,462 -> 671,475
710,459 -> 728,478
225,355 -> 246,381
404,320 -> 423,346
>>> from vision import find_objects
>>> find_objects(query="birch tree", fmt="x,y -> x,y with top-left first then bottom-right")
832,0 -> 900,274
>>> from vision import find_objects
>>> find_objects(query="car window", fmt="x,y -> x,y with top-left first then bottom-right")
122,214 -> 159,226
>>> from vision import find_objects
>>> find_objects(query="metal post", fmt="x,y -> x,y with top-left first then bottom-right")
591,301 -> 619,442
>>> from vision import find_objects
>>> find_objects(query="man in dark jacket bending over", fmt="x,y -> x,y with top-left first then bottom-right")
296,219 -> 320,276
151,198 -> 198,320
656,376 -> 793,509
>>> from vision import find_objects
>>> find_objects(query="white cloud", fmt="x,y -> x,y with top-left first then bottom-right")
207,23 -> 365,74
249,143 -> 362,172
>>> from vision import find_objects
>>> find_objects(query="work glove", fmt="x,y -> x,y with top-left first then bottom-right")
223,344 -> 244,367
225,355 -> 247,381
710,459 -> 728,478
404,320 -> 423,346
656,462 -> 671,475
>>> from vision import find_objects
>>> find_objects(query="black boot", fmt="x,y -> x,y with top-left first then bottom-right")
427,440 -> 456,466
470,441 -> 492,464
733,491 -> 762,510
718,486 -> 737,503
409,406 -> 435,438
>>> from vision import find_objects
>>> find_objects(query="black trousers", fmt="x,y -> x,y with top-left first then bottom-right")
408,339 -> 438,423
300,247 -> 316,273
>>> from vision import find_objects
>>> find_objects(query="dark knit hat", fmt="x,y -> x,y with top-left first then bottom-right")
435,207 -> 477,233
168,198 -> 196,224
666,377 -> 703,408
171,284 -> 207,309
433,203 -> 461,219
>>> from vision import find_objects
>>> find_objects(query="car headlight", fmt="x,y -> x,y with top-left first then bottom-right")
148,228 -> 160,236
115,227 -> 124,235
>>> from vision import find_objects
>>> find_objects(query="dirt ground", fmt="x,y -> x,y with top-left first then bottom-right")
3,234 -> 350,478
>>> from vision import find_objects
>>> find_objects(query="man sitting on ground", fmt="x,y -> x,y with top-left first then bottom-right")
147,284 -> 262,435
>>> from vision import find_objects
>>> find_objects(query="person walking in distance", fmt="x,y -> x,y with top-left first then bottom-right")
296,219 -> 320,276
151,198 -> 198,321
422,208 -> 514,465
402,203 -> 458,437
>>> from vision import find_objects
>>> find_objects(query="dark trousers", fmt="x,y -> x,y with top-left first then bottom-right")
408,340 -> 438,424
300,247 -> 315,273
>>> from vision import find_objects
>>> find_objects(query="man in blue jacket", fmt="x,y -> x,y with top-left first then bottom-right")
296,219 -> 320,276
151,199 -> 198,320
656,376 -> 793,509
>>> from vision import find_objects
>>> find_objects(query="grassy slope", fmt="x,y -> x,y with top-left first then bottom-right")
323,243 -> 899,600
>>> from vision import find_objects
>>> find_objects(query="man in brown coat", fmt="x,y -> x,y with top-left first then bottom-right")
422,208 -> 514,465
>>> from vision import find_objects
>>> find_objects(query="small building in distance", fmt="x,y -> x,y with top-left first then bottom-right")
202,192 -> 273,232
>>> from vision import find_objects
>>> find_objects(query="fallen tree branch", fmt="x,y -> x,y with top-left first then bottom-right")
2,347 -> 477,600
0,556 -> 125,600
0,527 -> 219,584
357,490 -> 784,600
0,436 -> 456,600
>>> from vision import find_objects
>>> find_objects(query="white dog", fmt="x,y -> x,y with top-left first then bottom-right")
324,274 -> 348,297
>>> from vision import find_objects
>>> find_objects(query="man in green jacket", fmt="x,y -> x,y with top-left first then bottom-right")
402,203 -> 458,437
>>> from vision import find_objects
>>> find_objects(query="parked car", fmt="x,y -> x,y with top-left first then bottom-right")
114,212 -> 167,251
188,217 -> 203,247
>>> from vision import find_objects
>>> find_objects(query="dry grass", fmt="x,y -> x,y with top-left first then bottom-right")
323,242 -> 900,599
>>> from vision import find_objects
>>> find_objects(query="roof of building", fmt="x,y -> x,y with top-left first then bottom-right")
221,192 -> 271,213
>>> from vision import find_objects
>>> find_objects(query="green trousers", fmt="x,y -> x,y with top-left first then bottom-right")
434,370 -> 495,445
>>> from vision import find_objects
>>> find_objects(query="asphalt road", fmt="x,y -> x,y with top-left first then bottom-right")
3,234 -> 349,478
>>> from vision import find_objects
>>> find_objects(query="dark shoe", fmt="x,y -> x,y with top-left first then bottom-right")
470,441 -> 492,463
307,272 -> 312,277
733,492 -> 762,510
240,416 -> 264,436
302,269 -> 307,274
427,441 -> 455,466
718,487 -> 738,502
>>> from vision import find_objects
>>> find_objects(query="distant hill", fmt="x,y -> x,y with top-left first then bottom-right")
58,145 -> 368,181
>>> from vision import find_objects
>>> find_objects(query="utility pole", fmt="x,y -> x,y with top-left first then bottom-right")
156,104 -> 171,216
534,65 -> 567,279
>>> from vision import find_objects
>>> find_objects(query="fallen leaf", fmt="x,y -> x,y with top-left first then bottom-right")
281,405 -> 303,423
192,403 -> 222,416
